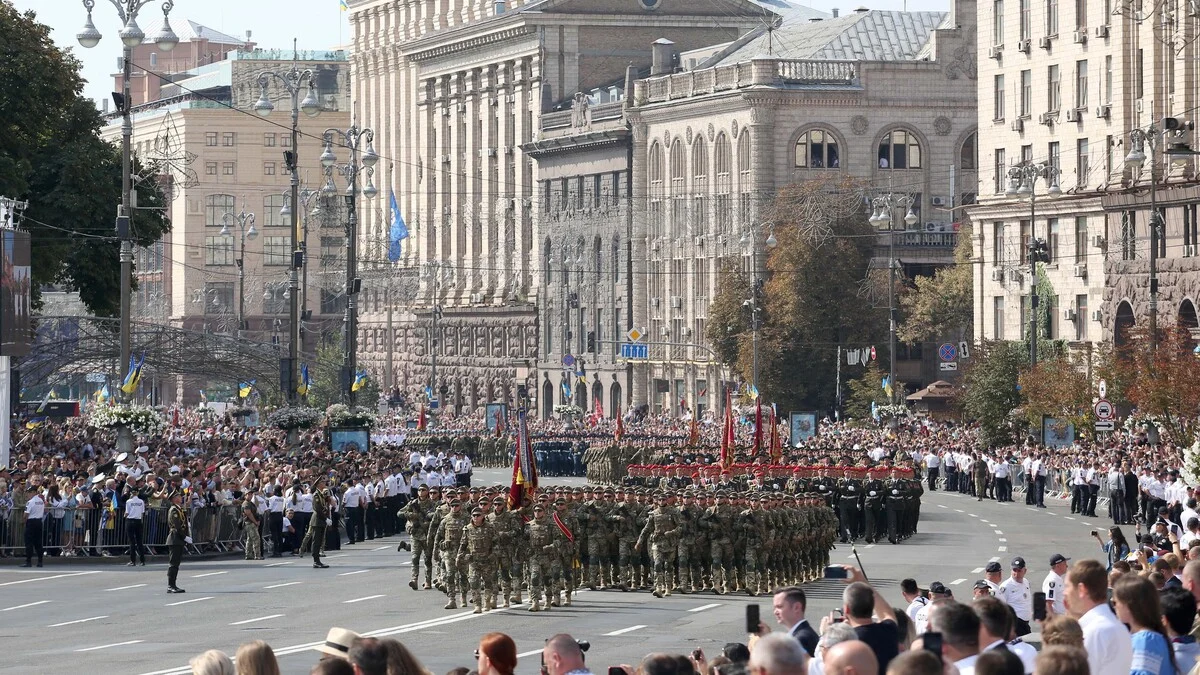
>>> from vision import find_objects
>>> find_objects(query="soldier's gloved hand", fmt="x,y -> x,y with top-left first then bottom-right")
184,536 -> 193,544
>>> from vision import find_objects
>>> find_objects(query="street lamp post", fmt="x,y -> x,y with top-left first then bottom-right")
868,195 -> 918,403
76,0 -> 180,397
321,124 -> 378,405
280,186 -> 323,358
422,260 -> 451,409
220,204 -> 258,337
254,45 -> 321,403
741,223 -> 777,398
1005,162 -> 1061,368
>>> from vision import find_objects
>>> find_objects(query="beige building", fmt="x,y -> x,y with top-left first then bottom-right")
103,36 -> 351,402
971,0 -> 1200,348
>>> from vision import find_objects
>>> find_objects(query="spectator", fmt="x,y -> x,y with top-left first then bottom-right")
316,627 -> 361,662
380,638 -> 432,675
975,596 -> 1033,673
840,568 -> 899,673
771,586 -> 819,656
641,654 -> 684,675
884,652 -> 940,675
928,601 -> 981,675
723,644 -> 751,667
1160,586 -> 1199,674
891,612 -> 914,653
899,579 -> 927,623
823,641 -> 878,675
1094,528 -> 1132,573
476,633 -> 517,675
810,623 -> 859,675
1111,575 -> 1177,675
312,660 -> 356,675
235,641 -> 281,675
1182,561 -> 1200,638
543,634 -> 594,675
1034,647 -> 1090,675
190,649 -> 235,675
1065,559 -> 1132,675
444,668 -> 469,675
914,582 -> 951,634
749,634 -> 809,675
349,638 -> 390,675
1041,617 -> 1085,649
975,651 -> 1025,675
998,558 -> 1034,636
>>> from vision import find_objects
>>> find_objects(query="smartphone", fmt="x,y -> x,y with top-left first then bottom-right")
746,604 -> 761,634
692,649 -> 704,661
609,668 -> 625,675
1033,591 -> 1047,621
922,632 -> 943,662
824,566 -> 849,579
832,609 -> 845,623
1091,530 -> 1098,537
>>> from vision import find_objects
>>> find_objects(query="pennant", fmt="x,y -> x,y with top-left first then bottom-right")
351,369 -> 369,392
238,380 -> 256,399
688,413 -> 700,447
387,189 -> 409,263
720,389 -> 735,471
417,405 -> 427,431
297,363 -> 311,397
35,390 -> 52,414
121,353 -> 145,395
339,0 -> 349,10
769,403 -> 782,464
561,379 -> 572,402
507,408 -> 538,509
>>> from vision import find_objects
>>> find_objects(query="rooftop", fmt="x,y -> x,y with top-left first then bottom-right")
139,18 -> 249,46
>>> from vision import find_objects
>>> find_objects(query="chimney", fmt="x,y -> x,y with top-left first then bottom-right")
651,38 -> 677,76
832,7 -> 840,16
246,30 -> 252,40
494,0 -> 506,13
623,62 -> 637,110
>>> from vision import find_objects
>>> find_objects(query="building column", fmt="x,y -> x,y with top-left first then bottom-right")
630,119 -> 649,409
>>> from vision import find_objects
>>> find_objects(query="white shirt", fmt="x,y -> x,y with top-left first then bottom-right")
905,595 -> 929,623
1079,603 -> 1133,675
994,462 -> 1010,478
25,494 -> 45,519
1007,639 -> 1037,674
343,485 -> 362,508
268,495 -> 285,513
125,495 -> 146,520
998,576 -> 1032,620
297,493 -> 313,513
1042,570 -> 1066,615
925,453 -> 940,469
953,655 -> 978,675
1181,507 -> 1200,529
915,601 -> 940,635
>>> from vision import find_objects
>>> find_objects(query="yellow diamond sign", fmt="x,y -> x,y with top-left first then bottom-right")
627,328 -> 643,342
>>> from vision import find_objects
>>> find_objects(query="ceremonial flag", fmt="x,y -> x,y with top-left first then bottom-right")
120,353 -> 145,395
592,395 -> 604,427
95,385 -> 111,404
339,0 -> 349,10
720,389 -> 735,471
614,403 -> 624,443
351,369 -> 369,392
34,390 -> 52,414
881,376 -> 893,400
575,363 -> 588,385
753,396 -> 763,454
688,413 -> 700,447
172,406 -> 181,428
238,380 -> 256,399
417,405 -> 427,431
25,416 -> 45,430
507,408 -> 538,509
493,408 -> 506,437
199,389 -> 208,405
387,189 -> 409,263
561,379 -> 572,402
297,363 -> 312,397
769,403 -> 782,464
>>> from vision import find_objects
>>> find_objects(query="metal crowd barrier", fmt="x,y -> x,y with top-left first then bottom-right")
0,505 -> 245,558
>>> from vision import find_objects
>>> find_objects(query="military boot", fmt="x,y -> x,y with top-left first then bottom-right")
564,588 -> 573,606
528,598 -> 542,612
472,590 -> 483,614
444,597 -> 458,609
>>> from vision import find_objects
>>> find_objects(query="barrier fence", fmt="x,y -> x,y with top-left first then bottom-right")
0,505 -> 246,558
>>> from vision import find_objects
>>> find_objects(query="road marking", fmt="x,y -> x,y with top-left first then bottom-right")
938,504 -> 947,508
191,571 -> 228,578
105,583 -> 147,592
344,594 -> 386,604
969,513 -> 978,518
1064,516 -> 1076,520
401,561 -> 413,566
265,561 -> 294,567
339,570 -> 370,576
1083,522 -> 1093,526
955,509 -> 964,513
972,567 -> 985,573
0,571 -> 101,587
1027,508 -> 1039,512
166,596 -> 214,607
373,546 -> 390,551
950,579 -> 967,585
518,649 -> 544,659
994,530 -> 1003,535
605,625 -> 647,636
990,556 -> 1001,562
264,581 -> 302,589
76,639 -> 144,652
689,603 -> 723,613
998,538 -> 1007,542
847,554 -> 856,559
230,614 -> 285,626
2,600 -> 50,612
49,615 -> 108,627
998,546 -> 1008,552
325,554 -> 348,559
865,544 -> 876,549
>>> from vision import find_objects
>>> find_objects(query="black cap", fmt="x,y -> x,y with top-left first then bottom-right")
986,562 -> 1002,573
974,580 -> 991,590
1011,556 -> 1027,569
929,581 -> 948,595
1049,553 -> 1070,567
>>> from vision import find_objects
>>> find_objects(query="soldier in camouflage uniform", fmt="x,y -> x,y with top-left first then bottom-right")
487,495 -> 521,606
524,502 -> 557,611
702,491 -> 736,594
581,489 -> 609,590
424,487 -> 449,588
433,500 -> 468,609
610,488 -> 639,591
398,485 -> 435,589
458,506 -> 496,613
739,494 -> 772,596
635,493 -> 681,598
551,497 -> 577,606
675,491 -> 703,593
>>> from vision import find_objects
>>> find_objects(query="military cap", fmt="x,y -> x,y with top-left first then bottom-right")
471,507 -> 484,516
449,499 -> 462,506
554,497 -> 566,505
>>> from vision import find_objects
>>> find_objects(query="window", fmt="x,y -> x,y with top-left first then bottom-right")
1154,207 -> 1167,258
1075,60 -> 1088,108
202,282 -> 235,316
1020,70 -> 1032,117
1075,294 -> 1088,340
994,75 -> 1006,120
994,149 -> 1007,193
994,0 -> 1005,45
612,236 -> 621,283
281,134 -> 292,148
222,132 -> 235,147
1136,48 -> 1144,99
737,130 -> 752,225
264,282 -> 288,314
1020,219 -> 1031,264
264,236 -> 290,266
1048,218 -> 1059,262
1022,145 -> 1034,164
795,129 -> 840,168
1076,138 -> 1089,187
1121,210 -> 1136,261
204,236 -> 234,266
1046,0 -> 1059,35
1104,56 -> 1112,103
264,162 -> 276,176
1076,0 -> 1087,27
1075,216 -> 1088,263
264,194 -> 287,227
993,221 -> 1006,264
264,133 -> 276,147
961,133 -> 978,170
205,194 -> 235,226
1020,296 -> 1029,339
205,132 -> 218,147
714,134 -> 732,236
1185,205 -> 1199,249
149,52 -> 157,67
222,162 -> 235,176
320,289 -> 345,315
878,130 -> 921,169
1020,0 -> 1031,40
1048,141 -> 1061,174
648,142 -> 665,238
1048,65 -> 1061,111
994,296 -> 1006,339
205,162 -> 217,175
669,140 -> 687,231
693,139 -> 708,234
1049,294 -> 1060,339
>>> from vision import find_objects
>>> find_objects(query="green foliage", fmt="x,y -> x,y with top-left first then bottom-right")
898,223 -> 974,343
706,260 -> 750,364
844,362 -> 890,420
305,338 -> 380,408
959,340 -> 1026,446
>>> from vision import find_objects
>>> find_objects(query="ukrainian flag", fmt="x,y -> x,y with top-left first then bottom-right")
26,416 -> 46,430
120,354 -> 145,395
238,380 -> 256,399
351,369 -> 368,392
297,363 -> 312,397
95,385 -> 110,403
339,0 -> 349,9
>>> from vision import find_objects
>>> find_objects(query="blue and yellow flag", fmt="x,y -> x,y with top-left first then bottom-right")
351,369 -> 368,392
95,384 -> 110,403
297,363 -> 312,397
120,353 -> 145,395
238,380 -> 256,399
339,0 -> 349,9
26,416 -> 46,430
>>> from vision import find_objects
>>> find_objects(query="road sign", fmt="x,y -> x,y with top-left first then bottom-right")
938,343 -> 958,362
959,341 -> 971,359
939,361 -> 958,371
620,343 -> 649,360
1094,399 -> 1114,420
1099,379 -> 1107,398
429,398 -> 440,410
626,328 -> 643,342
1094,420 -> 1115,432
562,354 -> 575,367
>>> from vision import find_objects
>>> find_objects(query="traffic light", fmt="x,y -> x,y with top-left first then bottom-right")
587,331 -> 596,353
1029,238 -> 1050,263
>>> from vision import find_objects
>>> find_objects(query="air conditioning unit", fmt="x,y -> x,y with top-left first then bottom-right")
503,145 -> 514,155
1073,263 -> 1088,278
442,108 -> 451,117
1186,244 -> 1197,257
1091,310 -> 1103,322
651,239 -> 661,251
652,297 -> 661,308
670,296 -> 682,309
989,45 -> 1004,59
991,269 -> 1005,282
682,327 -> 692,338
1017,39 -> 1032,53
716,234 -> 727,246
482,148 -> 496,157
1063,308 -> 1078,321
440,154 -> 451,163
660,327 -> 670,337
1039,36 -> 1053,49
1073,29 -> 1088,43
1094,24 -> 1110,38
1096,104 -> 1111,119
695,236 -> 706,247
1011,118 -> 1025,132
1091,235 -> 1106,248
931,195 -> 948,207
1039,112 -> 1057,126
1066,108 -> 1082,122
469,293 -> 482,303
1008,269 -> 1024,283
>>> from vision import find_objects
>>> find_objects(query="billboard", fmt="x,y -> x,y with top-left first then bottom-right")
0,229 -> 31,356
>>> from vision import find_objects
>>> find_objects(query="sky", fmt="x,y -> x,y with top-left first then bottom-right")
15,0 -> 952,107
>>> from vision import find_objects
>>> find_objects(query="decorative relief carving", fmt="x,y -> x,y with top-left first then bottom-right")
933,117 -> 952,136
851,116 -> 869,135
706,122 -> 715,142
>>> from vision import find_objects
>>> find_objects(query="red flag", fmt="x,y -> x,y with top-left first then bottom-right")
769,404 -> 782,464
417,405 -> 427,431
720,390 -> 734,471
688,414 -> 699,447
592,395 -> 604,427
754,396 -> 763,454
507,408 -> 537,509
614,404 -> 624,443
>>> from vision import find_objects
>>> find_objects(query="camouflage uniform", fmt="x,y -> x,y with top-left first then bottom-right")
486,497 -> 522,606
551,500 -> 577,606
675,494 -> 703,593
739,496 -> 770,596
398,490 -> 435,589
433,502 -> 468,609
701,494 -> 736,594
458,508 -> 496,613
612,492 -> 640,590
636,496 -> 681,598
524,505 -> 557,612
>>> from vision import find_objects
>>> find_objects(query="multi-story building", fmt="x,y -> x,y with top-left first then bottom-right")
624,0 -> 978,412
972,0 -> 1200,348
102,33 -> 351,402
113,19 -> 255,108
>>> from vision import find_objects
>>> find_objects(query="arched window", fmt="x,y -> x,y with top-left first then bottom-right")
714,133 -> 732,236
670,140 -> 687,231
737,130 -> 752,226
594,236 -> 602,280
543,237 -> 553,286
878,129 -> 922,169
648,142 -> 665,238
795,129 -> 840,168
612,235 -> 621,283
960,132 -> 978,170
692,138 -> 708,235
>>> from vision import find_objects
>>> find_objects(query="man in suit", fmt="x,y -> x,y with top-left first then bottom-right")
771,586 -> 819,656
165,490 -> 190,593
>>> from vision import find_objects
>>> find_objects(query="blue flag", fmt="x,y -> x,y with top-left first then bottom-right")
388,189 -> 409,263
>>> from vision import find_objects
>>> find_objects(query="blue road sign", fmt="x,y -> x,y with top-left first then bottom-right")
620,343 -> 648,360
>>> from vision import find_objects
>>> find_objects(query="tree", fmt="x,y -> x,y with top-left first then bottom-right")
0,5 -> 170,316
706,260 -> 750,365
1018,353 -> 1092,431
1118,323 -> 1200,445
898,222 -> 974,343
305,339 -> 380,409
844,362 -> 891,421
959,340 -> 1026,445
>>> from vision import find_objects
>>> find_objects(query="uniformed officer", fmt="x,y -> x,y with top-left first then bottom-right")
125,488 -> 146,566
166,489 -> 190,593
459,506 -> 496,613
303,476 -> 331,568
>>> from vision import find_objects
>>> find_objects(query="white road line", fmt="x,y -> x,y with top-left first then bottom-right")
372,546 -> 390,551
339,570 -> 370,576
518,649 -> 544,659
325,554 -> 348,559
955,509 -> 964,513
2,600 -> 50,612
972,567 -> 985,573
105,583 -> 147,592
264,581 -> 302,589
865,544 -> 876,549
0,571 -> 101,587
689,603 -> 723,613
344,594 -> 386,604
1083,522 -> 1093,526
230,614 -> 285,626
265,561 -> 294,567
990,556 -> 1001,562
998,546 -> 1008,552
49,616 -> 108,627
605,625 -> 647,636
191,571 -> 227,578
166,596 -> 214,607
76,639 -> 143,652
998,538 -> 1007,542
949,578 -> 967,585
1064,516 -> 1076,520
994,530 -> 1004,535
1027,508 -> 1039,512
401,561 -> 413,566
938,504 -> 947,508
969,514 -> 978,518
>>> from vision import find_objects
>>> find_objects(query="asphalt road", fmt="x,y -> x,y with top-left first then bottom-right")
0,472 -> 1115,675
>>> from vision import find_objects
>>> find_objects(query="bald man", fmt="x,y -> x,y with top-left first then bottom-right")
823,641 -> 880,675
749,634 -> 810,675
